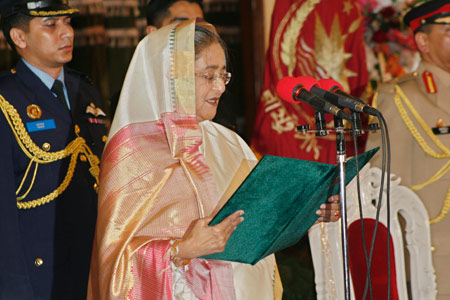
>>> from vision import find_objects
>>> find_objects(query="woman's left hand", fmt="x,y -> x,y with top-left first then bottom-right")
315,194 -> 340,223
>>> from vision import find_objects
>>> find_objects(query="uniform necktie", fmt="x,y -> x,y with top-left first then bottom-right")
51,80 -> 68,110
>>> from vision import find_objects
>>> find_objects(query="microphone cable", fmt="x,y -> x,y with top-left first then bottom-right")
350,117 -> 373,300
361,111 -> 391,300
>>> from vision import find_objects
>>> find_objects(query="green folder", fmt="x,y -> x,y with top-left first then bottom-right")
201,148 -> 379,265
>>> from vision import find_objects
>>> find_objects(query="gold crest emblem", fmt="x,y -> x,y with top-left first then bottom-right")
26,104 -> 42,119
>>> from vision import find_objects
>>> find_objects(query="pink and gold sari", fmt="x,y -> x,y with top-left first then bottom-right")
87,20 -> 282,300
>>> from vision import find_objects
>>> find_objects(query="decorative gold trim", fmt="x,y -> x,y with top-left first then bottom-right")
435,16 -> 450,24
367,91 -> 379,124
320,223 -> 338,299
29,8 -> 79,16
278,0 -> 321,77
394,85 -> 450,224
0,94 -> 99,209
394,85 -> 450,158
274,1 -> 303,79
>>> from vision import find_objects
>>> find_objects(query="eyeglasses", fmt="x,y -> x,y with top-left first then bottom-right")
195,71 -> 232,86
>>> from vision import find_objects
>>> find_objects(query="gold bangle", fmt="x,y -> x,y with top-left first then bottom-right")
170,240 -> 191,267
170,239 -> 181,257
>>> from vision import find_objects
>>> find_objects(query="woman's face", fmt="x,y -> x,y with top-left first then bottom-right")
194,42 -> 227,122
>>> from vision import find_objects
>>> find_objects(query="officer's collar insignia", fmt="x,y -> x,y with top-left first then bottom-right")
86,102 -> 106,117
422,71 -> 437,94
27,104 -> 42,119
432,119 -> 450,135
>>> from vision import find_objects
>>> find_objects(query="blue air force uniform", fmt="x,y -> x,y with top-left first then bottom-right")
0,59 -> 107,299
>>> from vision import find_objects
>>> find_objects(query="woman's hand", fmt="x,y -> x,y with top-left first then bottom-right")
315,194 -> 340,223
176,210 -> 244,260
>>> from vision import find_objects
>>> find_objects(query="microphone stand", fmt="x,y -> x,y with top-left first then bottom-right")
334,116 -> 351,300
297,111 -> 375,300
315,111 -> 327,136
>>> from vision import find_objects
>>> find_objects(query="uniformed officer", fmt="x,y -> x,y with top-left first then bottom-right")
366,1 -> 450,299
0,1 -> 107,299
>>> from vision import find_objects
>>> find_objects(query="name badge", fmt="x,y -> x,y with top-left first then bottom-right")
26,119 -> 56,133
432,126 -> 450,135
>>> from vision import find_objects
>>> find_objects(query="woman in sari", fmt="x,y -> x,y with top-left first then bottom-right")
88,20 -> 340,300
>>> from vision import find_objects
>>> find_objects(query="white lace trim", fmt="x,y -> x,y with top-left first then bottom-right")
171,261 -> 198,300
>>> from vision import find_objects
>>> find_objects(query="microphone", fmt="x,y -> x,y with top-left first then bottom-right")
276,77 -> 351,120
316,79 -> 379,116
296,76 -> 364,135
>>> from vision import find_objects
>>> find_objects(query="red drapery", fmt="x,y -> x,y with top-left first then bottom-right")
251,0 -> 369,164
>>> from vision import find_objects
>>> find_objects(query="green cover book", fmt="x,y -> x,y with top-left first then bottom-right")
202,148 -> 379,265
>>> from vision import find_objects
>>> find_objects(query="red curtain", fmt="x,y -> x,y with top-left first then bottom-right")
251,0 -> 369,163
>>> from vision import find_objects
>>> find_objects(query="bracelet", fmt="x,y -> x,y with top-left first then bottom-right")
170,239 -> 191,267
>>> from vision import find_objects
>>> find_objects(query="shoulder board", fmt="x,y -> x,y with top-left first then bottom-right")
377,72 -> 418,94
0,69 -> 15,83
67,68 -> 94,85
0,69 -> 14,77
389,71 -> 418,85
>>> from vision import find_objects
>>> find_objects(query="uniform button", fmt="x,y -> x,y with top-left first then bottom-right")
42,143 -> 51,151
93,183 -> 98,190
80,154 -> 87,162
102,135 -> 108,142
35,258 -> 43,267
431,246 -> 435,252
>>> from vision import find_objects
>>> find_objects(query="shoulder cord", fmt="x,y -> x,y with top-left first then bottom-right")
0,94 -> 100,209
367,91 -> 378,125
394,85 -> 450,224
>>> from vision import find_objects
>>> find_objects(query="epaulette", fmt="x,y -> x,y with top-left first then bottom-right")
67,68 -> 94,85
377,71 -> 418,94
389,71 -> 418,85
0,69 -> 15,83
81,74 -> 94,85
0,69 -> 14,78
